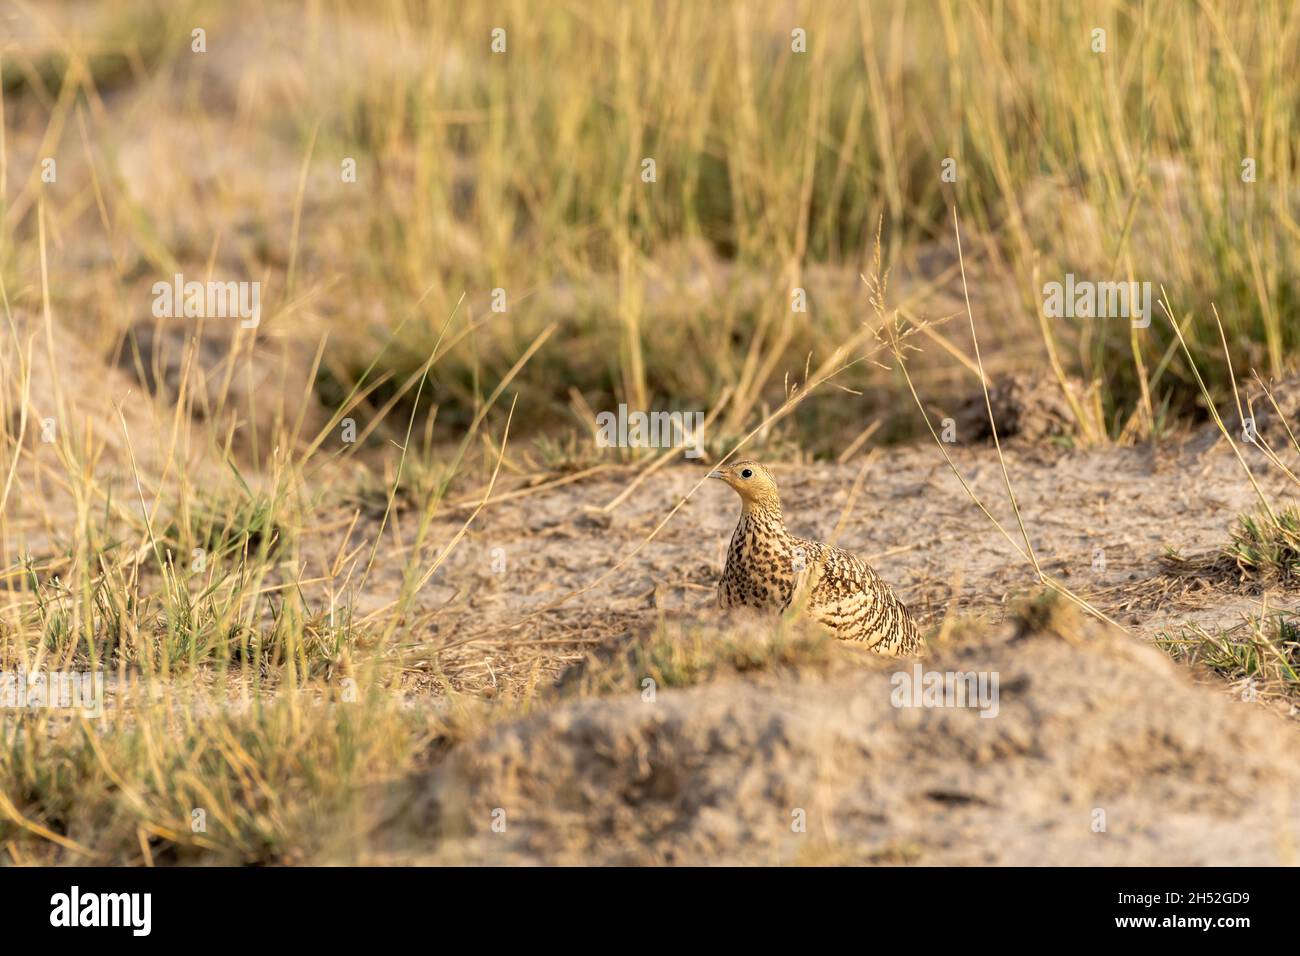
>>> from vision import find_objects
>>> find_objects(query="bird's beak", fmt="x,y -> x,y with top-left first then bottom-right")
707,469 -> 725,480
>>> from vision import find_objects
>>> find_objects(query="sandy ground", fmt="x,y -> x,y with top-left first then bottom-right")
331,432 -> 1299,697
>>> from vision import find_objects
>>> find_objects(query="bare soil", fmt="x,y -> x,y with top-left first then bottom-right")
338,432 -> 1300,695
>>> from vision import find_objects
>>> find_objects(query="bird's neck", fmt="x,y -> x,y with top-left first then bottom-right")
737,503 -> 787,539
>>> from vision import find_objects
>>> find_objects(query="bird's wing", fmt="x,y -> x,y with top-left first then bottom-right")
795,538 -> 919,650
804,541 -> 880,594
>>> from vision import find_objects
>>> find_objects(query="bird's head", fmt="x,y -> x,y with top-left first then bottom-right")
708,459 -> 782,513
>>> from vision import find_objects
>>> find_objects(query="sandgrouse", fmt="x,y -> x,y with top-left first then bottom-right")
710,460 -> 922,655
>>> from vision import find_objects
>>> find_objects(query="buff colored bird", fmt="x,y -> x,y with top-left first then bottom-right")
710,460 -> 922,655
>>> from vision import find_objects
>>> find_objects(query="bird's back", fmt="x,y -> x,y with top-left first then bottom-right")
792,537 -> 923,655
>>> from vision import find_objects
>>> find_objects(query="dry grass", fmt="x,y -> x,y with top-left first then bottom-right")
1161,506 -> 1300,591
554,611 -> 845,699
2,1 -> 1299,450
1156,610 -> 1300,707
1224,507 -> 1300,585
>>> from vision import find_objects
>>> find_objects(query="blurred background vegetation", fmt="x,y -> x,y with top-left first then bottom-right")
1,0 -> 1298,457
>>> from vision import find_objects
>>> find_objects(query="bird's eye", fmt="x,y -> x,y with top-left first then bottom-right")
741,468 -> 753,479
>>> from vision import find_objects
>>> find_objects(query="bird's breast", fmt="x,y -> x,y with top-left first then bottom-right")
721,518 -> 796,610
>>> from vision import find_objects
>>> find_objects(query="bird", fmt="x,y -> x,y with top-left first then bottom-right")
709,460 -> 923,655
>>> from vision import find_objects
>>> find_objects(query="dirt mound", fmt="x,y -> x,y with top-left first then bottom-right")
1246,371 -> 1300,447
956,372 -> 1097,444
419,599 -> 1300,864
